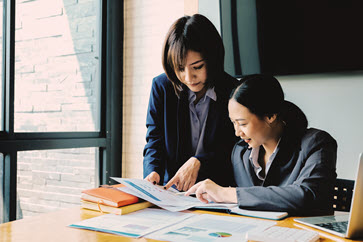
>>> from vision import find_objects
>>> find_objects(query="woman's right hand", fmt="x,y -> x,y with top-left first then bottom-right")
144,171 -> 160,185
185,179 -> 237,204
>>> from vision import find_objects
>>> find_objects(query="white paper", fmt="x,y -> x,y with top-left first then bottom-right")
147,213 -> 276,242
229,207 -> 288,220
112,177 -> 238,212
69,208 -> 195,238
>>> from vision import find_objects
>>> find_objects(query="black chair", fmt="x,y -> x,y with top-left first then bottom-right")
332,178 -> 355,212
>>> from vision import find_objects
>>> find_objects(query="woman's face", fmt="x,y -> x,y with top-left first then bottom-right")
228,99 -> 273,148
175,50 -> 207,94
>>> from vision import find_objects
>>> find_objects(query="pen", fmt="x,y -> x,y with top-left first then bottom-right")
175,191 -> 193,196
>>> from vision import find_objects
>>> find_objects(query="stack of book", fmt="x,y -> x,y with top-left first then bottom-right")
81,184 -> 152,215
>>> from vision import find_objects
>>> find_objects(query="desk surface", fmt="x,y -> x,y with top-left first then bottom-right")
1,206 -> 362,242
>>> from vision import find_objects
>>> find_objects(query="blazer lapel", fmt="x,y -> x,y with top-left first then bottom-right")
203,99 -> 219,147
176,91 -> 191,166
262,135 -> 297,186
242,148 -> 256,186
203,85 -> 232,150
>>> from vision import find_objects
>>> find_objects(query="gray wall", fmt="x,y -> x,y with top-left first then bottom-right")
279,72 -> 363,179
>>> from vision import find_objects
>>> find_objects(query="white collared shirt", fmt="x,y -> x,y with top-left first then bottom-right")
249,139 -> 281,181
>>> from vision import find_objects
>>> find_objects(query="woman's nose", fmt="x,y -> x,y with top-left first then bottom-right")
234,125 -> 243,137
235,129 -> 240,137
233,124 -> 240,136
184,68 -> 193,82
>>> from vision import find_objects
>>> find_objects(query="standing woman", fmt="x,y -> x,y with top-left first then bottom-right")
186,74 -> 337,215
143,14 -> 238,191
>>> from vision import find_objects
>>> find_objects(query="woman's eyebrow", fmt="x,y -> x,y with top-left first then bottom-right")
230,118 -> 246,121
189,59 -> 204,65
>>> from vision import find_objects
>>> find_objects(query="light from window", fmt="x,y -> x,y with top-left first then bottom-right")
17,148 -> 97,218
0,0 -> 4,131
14,0 -> 100,132
0,153 -> 4,223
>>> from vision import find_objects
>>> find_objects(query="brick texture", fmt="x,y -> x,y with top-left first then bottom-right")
13,0 -> 99,218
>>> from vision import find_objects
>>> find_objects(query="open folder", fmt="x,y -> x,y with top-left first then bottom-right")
111,177 -> 288,220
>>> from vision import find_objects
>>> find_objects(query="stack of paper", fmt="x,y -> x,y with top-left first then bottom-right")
111,178 -> 288,220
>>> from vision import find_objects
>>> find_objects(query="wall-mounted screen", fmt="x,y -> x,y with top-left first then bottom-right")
220,0 -> 363,77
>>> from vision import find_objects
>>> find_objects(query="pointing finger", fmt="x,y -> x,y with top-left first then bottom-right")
164,176 -> 179,190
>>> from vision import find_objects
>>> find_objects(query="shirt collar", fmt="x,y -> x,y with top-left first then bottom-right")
249,138 -> 282,169
188,87 -> 217,104
249,146 -> 260,168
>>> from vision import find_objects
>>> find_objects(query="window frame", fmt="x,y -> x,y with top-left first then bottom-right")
0,0 -> 124,222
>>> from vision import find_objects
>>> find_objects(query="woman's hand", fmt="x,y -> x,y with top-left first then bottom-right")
185,179 -> 238,204
164,157 -> 201,191
144,171 -> 160,185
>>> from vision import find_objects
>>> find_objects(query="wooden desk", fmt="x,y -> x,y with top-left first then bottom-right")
1,206 -> 362,242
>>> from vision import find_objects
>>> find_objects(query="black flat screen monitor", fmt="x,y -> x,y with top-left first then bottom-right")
220,0 -> 363,77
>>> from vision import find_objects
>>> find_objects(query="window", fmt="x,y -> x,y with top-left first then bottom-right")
1,0 -> 124,223
0,153 -> 4,220
14,0 -> 101,132
17,148 -> 97,217
0,0 -> 4,131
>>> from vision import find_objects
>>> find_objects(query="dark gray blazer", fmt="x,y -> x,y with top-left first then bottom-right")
232,128 -> 337,215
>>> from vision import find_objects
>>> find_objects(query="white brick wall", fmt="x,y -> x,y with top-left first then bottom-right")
123,0 -> 184,178
15,0 -> 99,132
17,148 -> 97,217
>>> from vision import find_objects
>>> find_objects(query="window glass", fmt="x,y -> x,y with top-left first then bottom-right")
0,0 -> 4,131
0,153 -> 4,222
14,0 -> 100,132
17,148 -> 97,218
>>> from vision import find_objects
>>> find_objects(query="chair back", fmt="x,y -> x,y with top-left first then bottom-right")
332,178 -> 355,212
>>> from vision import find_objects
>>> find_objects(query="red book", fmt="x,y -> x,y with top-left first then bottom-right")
81,184 -> 139,208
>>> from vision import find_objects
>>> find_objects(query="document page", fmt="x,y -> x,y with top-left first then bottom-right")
69,208 -> 195,238
147,213 -> 276,242
229,207 -> 288,220
111,177 -> 237,212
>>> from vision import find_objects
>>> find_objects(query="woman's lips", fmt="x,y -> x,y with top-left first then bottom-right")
244,138 -> 251,143
189,82 -> 200,87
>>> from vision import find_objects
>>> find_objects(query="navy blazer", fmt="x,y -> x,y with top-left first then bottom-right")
232,128 -> 337,215
143,73 -> 238,186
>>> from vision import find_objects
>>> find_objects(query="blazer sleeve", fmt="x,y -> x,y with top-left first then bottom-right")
236,130 -> 337,215
143,77 -> 166,179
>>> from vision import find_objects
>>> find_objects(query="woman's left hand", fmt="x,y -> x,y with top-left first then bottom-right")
185,179 -> 237,204
164,157 -> 201,191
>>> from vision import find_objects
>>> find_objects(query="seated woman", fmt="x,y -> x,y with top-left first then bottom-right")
185,74 -> 337,215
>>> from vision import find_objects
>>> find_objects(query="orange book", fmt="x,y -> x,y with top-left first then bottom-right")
81,184 -> 139,208
81,200 -> 153,215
